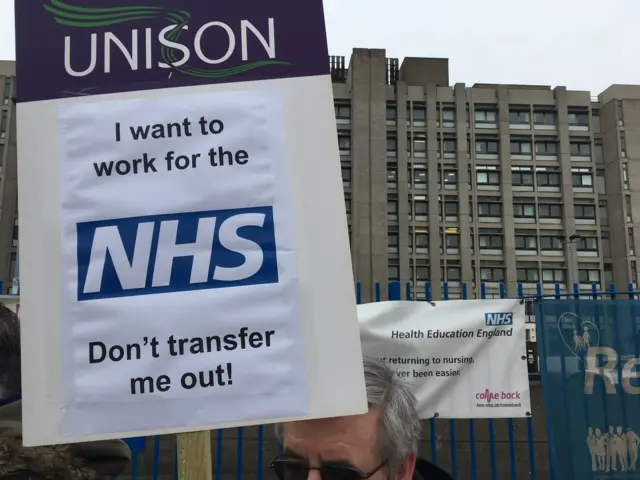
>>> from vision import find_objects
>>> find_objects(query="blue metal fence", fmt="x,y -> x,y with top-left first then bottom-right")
112,281 -> 640,480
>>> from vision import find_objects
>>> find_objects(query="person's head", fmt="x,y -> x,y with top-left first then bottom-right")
274,358 -> 421,480
0,303 -> 20,402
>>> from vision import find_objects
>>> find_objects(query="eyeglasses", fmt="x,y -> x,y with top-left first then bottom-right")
270,457 -> 387,480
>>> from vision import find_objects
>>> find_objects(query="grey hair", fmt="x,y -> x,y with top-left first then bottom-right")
275,358 -> 421,471
0,303 -> 20,399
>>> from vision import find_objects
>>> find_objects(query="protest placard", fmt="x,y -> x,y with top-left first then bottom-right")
16,0 -> 368,446
358,299 -> 532,418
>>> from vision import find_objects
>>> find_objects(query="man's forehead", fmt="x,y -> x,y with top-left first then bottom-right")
282,408 -> 382,455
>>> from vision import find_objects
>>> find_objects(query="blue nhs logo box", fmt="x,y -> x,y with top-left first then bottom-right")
484,312 -> 513,326
76,206 -> 278,301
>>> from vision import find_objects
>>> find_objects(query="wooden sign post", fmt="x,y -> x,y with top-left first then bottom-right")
177,431 -> 213,480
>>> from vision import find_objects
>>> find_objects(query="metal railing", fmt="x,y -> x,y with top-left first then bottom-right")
112,281 -> 640,480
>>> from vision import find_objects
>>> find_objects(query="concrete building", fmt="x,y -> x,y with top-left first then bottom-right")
0,61 -> 17,294
333,48 -> 640,302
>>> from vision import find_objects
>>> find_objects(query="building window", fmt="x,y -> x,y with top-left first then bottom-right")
416,265 -> 429,282
442,106 -> 455,126
596,170 -> 606,194
512,169 -> 534,186
412,102 -> 426,126
478,197 -> 502,218
510,136 -> 532,155
474,107 -> 497,126
626,196 -> 633,222
480,266 -> 504,282
576,237 -> 598,252
388,230 -> 398,248
445,233 -> 459,249
574,203 -> 596,220
542,268 -> 565,283
335,101 -> 351,124
344,193 -> 351,216
509,109 -> 530,126
578,269 -> 600,285
386,102 -> 397,126
443,169 -> 457,189
536,169 -> 561,187
415,231 -> 428,250
388,263 -> 400,282
621,132 -> 627,156
538,204 -> 563,219
479,229 -> 503,250
571,168 -> 593,188
2,79 -> 10,105
341,164 -> 351,186
414,199 -> 428,220
387,135 -> 397,157
476,168 -> 500,186
599,200 -> 609,226
602,232 -> 611,257
447,266 -> 461,282
535,138 -> 558,156
442,135 -> 456,156
567,109 -> 589,128
533,110 -> 556,127
411,134 -> 427,158
616,100 -> 624,124
475,137 -> 499,155
338,133 -> 351,155
623,163 -> 630,190
515,231 -> 537,250
413,168 -> 427,189
387,165 -> 397,188
569,139 -> 591,157
594,139 -> 604,164
443,197 -> 458,219
513,200 -> 536,218
540,236 -> 564,250
517,267 -> 539,283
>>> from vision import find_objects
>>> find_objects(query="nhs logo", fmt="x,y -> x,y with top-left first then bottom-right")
76,207 -> 278,301
484,312 -> 513,326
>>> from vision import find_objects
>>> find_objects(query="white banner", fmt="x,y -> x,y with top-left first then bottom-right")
18,76 -> 368,446
359,299 -> 531,418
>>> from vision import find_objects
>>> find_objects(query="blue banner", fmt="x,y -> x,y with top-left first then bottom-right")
537,299 -> 640,479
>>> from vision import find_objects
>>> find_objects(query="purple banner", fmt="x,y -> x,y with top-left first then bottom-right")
15,0 -> 330,102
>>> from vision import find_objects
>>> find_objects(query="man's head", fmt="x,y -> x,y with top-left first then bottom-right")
275,358 -> 421,480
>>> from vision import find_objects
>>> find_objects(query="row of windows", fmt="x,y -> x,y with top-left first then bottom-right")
346,197 -> 614,227
336,101 -> 592,129
338,133 -> 596,159
375,198 -> 598,220
388,230 -> 610,253
345,165 -> 608,193
388,264 -> 607,285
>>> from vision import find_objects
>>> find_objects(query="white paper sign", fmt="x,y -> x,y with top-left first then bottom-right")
358,300 -> 531,418
58,89 -> 309,435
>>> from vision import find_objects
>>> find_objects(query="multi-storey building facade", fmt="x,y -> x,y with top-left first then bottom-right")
0,61 -> 17,294
333,49 -> 640,302
4,51 -> 640,303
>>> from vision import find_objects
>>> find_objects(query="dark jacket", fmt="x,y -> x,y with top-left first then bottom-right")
413,457 -> 455,480
0,400 -> 131,478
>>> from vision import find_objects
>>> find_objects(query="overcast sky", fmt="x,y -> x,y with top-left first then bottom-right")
2,0 -> 638,94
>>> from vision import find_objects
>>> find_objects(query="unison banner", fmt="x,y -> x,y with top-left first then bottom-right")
536,299 -> 640,480
15,0 -> 367,446
359,299 -> 531,418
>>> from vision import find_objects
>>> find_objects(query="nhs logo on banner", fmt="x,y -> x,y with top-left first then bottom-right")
76,207 -> 278,301
484,312 -> 514,326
